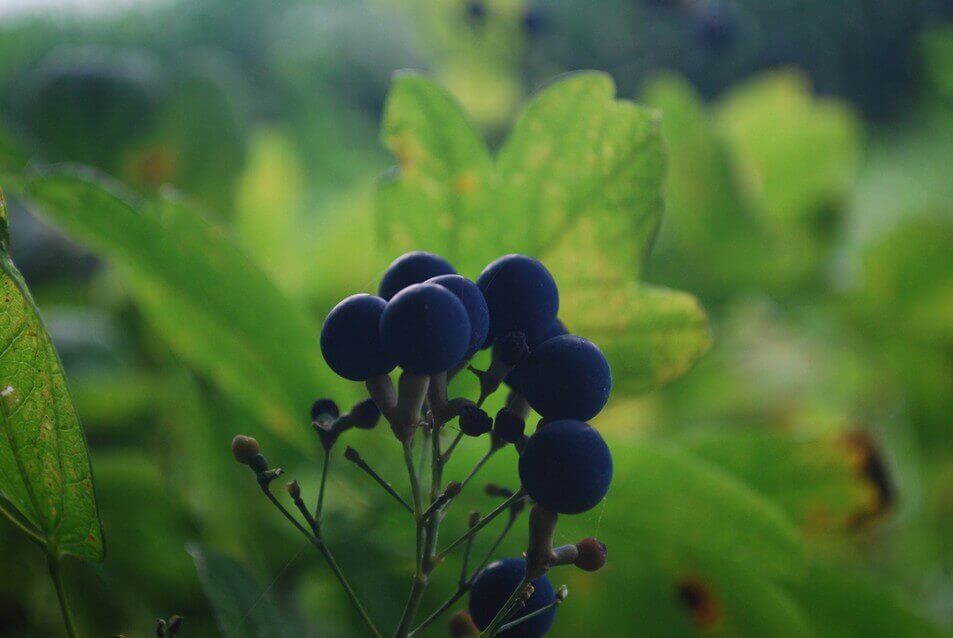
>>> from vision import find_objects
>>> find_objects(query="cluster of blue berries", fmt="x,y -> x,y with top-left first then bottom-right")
237,250 -> 613,637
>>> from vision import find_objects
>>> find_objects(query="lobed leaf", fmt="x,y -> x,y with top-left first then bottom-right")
0,185 -> 103,561
377,72 -> 709,394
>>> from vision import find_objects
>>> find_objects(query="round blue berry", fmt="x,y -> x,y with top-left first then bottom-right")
380,283 -> 471,374
521,335 -> 611,421
379,251 -> 456,300
477,254 -> 559,344
469,558 -> 556,638
519,420 -> 612,514
427,274 -> 489,361
503,319 -> 568,392
320,294 -> 395,381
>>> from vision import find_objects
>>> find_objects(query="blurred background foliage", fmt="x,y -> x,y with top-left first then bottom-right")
0,0 -> 952,636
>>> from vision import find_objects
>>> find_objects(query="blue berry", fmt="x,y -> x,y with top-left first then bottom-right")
320,294 -> 395,381
502,319 -> 568,392
427,274 -> 489,360
380,283 -> 471,374
379,251 -> 456,300
518,420 -> 612,514
477,254 -> 559,344
493,408 -> 525,444
469,558 -> 556,637
521,335 -> 611,421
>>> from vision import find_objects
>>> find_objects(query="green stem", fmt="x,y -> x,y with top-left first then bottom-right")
497,596 -> 562,634
0,499 -> 45,548
315,448 -> 331,526
436,489 -> 524,562
262,487 -> 381,637
479,577 -> 530,637
347,451 -> 414,515
409,586 -> 468,637
440,431 -> 464,464
459,448 -> 496,491
47,552 -> 77,638
395,439 -> 428,637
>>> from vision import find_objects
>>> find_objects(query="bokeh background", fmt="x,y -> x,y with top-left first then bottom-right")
1,1 -> 953,636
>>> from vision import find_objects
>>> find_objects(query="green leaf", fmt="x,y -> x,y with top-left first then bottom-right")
681,429 -> 886,535
789,564 -> 947,638
613,439 -> 806,582
377,72 -> 708,394
189,544 -> 302,638
9,166 -> 334,441
378,70 -> 494,271
0,185 -> 104,561
715,71 -> 861,224
566,283 -> 711,395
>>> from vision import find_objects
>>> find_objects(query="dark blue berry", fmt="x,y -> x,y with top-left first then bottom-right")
348,398 -> 381,429
321,294 -> 396,381
427,274 -> 489,360
502,319 -> 568,392
380,283 -> 471,374
518,420 -> 612,514
379,251 -> 456,301
521,335 -> 611,421
469,558 -> 556,637
460,405 -> 493,437
476,254 -> 559,344
493,408 -> 525,444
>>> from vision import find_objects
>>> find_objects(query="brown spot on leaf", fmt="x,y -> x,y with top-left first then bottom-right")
676,574 -> 722,631
840,430 -> 895,528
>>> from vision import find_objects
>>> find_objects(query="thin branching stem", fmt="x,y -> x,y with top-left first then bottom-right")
479,577 -> 530,637
459,448 -> 496,491
315,448 -> 331,525
497,596 -> 563,634
47,552 -> 77,638
436,489 -> 525,562
261,485 -> 381,637
346,449 -> 414,515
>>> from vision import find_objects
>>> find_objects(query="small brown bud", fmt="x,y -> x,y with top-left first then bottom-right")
287,481 -> 301,500
231,435 -> 260,464
484,483 -> 514,498
445,481 -> 463,498
574,537 -> 607,572
449,610 -> 480,637
468,511 -> 481,527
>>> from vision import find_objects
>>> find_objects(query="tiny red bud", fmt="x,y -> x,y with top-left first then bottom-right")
449,610 -> 479,637
574,537 -> 607,572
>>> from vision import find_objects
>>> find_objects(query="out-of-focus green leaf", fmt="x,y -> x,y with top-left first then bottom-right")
788,564 -> 948,638
377,72 -> 709,394
715,71 -> 861,224
616,439 -> 805,582
8,166 -> 332,441
0,185 -> 103,561
855,219 -> 953,348
566,283 -> 711,395
682,429 -> 887,535
378,70 -> 494,271
189,544 -> 302,638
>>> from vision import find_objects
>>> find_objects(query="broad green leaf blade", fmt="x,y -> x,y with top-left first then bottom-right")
564,283 -> 711,395
11,166 -> 333,441
378,71 -> 495,271
789,564 -> 947,638
189,544 -> 302,638
681,429 -> 887,535
715,71 -> 861,224
375,72 -> 708,394
498,71 -> 665,279
0,186 -> 103,561
608,439 -> 806,582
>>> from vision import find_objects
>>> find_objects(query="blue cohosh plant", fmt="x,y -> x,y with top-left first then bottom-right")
233,251 -> 614,637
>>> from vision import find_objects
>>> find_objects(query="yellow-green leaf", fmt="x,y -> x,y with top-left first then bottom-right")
0,185 -> 104,561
